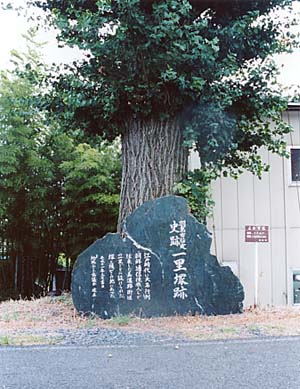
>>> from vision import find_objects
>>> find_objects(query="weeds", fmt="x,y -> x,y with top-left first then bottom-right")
0,334 -> 62,346
107,315 -> 133,327
1,311 -> 20,322
50,293 -> 73,306
79,314 -> 99,329
0,336 -> 10,345
219,327 -> 238,334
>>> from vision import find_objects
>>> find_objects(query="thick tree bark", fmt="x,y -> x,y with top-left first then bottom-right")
118,117 -> 188,229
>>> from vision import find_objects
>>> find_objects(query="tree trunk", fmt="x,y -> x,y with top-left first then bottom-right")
118,117 -> 188,229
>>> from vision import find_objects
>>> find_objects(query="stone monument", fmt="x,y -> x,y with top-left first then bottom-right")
72,196 -> 244,318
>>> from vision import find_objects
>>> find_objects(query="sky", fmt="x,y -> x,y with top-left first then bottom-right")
0,2 -> 83,69
0,1 -> 300,91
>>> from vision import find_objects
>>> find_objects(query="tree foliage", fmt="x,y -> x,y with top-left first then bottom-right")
0,35 -> 121,298
61,141 -> 121,260
31,0 -> 297,176
25,0 -> 299,220
0,38 -> 53,297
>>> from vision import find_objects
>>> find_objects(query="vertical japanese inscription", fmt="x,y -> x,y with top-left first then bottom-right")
117,253 -> 125,299
135,252 -> 143,300
90,255 -> 98,298
126,253 -> 133,300
170,220 -> 188,300
90,251 -> 152,301
143,252 -> 151,300
100,255 -> 105,289
108,254 -> 115,299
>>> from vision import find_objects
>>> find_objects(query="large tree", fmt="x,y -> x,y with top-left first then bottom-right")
32,0 -> 297,226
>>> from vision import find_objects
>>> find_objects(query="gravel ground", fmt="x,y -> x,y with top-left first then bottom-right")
58,328 -> 187,346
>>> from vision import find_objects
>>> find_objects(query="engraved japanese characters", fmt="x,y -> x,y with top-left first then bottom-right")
72,196 -> 244,318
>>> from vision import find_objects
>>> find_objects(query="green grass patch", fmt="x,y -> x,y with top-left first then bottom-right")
107,315 -> 134,327
247,325 -> 261,332
0,335 -> 10,345
0,334 -> 63,346
80,318 -> 98,328
49,293 -> 73,306
218,327 -> 238,334
1,311 -> 21,322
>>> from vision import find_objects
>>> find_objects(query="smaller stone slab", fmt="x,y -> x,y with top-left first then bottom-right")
72,196 -> 244,318
72,233 -> 163,319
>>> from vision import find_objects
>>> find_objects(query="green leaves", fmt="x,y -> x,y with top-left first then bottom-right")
33,0 -> 296,128
28,0 -> 298,219
161,65 -> 177,82
0,37 -> 121,296
175,169 -> 216,223
60,140 -> 121,259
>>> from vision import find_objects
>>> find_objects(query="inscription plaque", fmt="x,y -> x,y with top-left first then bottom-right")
72,196 -> 244,318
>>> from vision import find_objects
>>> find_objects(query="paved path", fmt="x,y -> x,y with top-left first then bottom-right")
1,337 -> 300,388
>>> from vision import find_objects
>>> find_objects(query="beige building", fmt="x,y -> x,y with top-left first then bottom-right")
190,103 -> 300,308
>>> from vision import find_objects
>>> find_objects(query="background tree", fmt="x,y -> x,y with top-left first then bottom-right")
0,39 -> 52,297
61,140 -> 121,262
0,34 -> 121,298
31,0 -> 297,227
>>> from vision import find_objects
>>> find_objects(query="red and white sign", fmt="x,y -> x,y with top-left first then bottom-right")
245,225 -> 269,243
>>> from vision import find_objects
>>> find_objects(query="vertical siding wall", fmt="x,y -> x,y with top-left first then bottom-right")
190,109 -> 300,307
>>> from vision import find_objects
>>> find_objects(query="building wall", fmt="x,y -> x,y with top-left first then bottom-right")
190,109 -> 300,307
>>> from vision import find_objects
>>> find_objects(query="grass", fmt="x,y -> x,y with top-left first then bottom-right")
247,324 -> 261,332
78,314 -> 99,329
50,294 -> 74,306
218,326 -> 238,334
1,293 -> 300,345
0,334 -> 63,346
0,336 -> 10,345
1,311 -> 21,322
106,315 -> 134,327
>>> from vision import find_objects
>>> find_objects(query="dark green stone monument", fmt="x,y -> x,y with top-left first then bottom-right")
72,196 -> 244,318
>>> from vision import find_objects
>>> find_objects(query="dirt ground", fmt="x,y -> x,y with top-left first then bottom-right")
0,293 -> 300,344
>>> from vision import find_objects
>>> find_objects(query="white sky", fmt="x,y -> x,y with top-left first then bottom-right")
0,1 -> 300,90
0,3 -> 83,69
